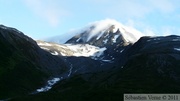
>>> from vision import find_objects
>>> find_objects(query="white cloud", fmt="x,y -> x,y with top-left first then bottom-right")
22,0 -> 180,37
23,0 -> 69,27
124,19 -> 156,36
95,0 -> 179,36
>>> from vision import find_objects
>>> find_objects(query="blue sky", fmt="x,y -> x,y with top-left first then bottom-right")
0,0 -> 180,40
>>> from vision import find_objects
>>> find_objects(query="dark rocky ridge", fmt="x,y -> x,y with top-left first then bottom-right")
66,25 -> 130,47
0,25 -> 68,99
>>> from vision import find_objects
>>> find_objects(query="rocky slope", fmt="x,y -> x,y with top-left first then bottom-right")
15,35 -> 180,101
0,25 -> 67,100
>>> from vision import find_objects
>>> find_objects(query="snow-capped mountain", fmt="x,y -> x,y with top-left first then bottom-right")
42,19 -> 143,63
46,19 -> 143,45
35,19 -> 144,80
1,20 -> 180,101
66,19 -> 143,45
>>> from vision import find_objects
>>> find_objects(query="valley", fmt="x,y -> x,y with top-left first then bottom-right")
0,20 -> 180,101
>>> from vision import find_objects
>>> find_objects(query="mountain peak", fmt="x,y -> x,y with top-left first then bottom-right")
96,19 -> 143,41
46,19 -> 144,44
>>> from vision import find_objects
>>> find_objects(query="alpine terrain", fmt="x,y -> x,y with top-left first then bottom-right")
0,19 -> 180,101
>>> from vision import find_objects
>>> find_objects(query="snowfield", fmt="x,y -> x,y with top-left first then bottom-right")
65,44 -> 106,57
37,41 -> 107,59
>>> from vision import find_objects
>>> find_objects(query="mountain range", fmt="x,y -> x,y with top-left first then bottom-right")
0,19 -> 180,101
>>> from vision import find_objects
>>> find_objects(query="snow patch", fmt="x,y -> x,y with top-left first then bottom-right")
153,38 -> 161,41
60,52 -> 66,56
102,60 -> 111,62
174,48 -> 180,51
36,78 -> 60,92
41,47 -> 50,51
104,33 -> 109,38
68,65 -> 73,77
120,49 -> 124,53
172,39 -> 180,41
147,39 -> 151,42
65,44 -> 106,58
93,47 -> 107,57
76,38 -> 81,42
51,51 -> 59,55
103,39 -> 108,44
96,30 -> 105,40
112,35 -> 120,43
38,42 -> 52,46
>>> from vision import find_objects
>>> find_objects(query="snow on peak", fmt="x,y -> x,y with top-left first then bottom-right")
84,19 -> 143,43
46,19 -> 143,44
